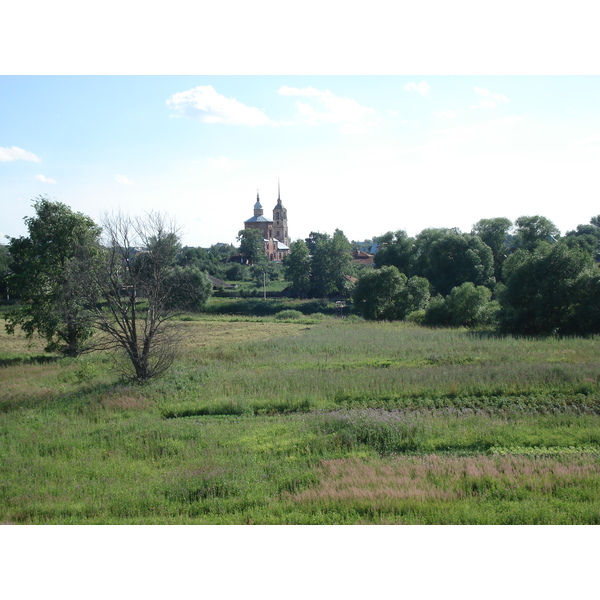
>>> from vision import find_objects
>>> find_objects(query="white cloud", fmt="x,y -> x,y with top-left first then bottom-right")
579,133 -> 600,147
0,146 -> 40,162
434,110 -> 457,118
415,116 -> 523,159
166,85 -> 271,126
403,81 -> 430,96
35,174 -> 57,184
470,87 -> 510,109
115,173 -> 132,185
278,85 -> 377,134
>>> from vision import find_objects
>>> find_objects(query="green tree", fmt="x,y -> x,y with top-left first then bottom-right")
309,229 -> 354,298
373,230 -> 413,274
498,241 -> 597,335
424,283 -> 497,328
329,229 -> 355,296
164,266 -> 212,311
304,231 -> 330,255
445,282 -> 496,327
402,276 -> 431,315
353,266 -> 408,321
514,215 -> 560,252
237,229 -> 265,266
0,244 -> 10,299
224,262 -> 248,282
283,239 -> 312,297
411,228 -> 459,281
471,217 -> 512,281
353,266 -> 430,321
564,223 -> 600,258
422,231 -> 495,296
177,246 -> 224,277
5,197 -> 101,356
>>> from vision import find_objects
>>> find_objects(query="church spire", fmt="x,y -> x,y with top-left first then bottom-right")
278,179 -> 280,201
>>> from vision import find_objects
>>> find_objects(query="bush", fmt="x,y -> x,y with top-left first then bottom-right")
406,309 -> 426,324
275,309 -> 303,320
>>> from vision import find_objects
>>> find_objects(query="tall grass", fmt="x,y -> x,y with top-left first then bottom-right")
1,318 -> 600,523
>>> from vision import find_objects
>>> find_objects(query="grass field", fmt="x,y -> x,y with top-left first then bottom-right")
1,303 -> 600,524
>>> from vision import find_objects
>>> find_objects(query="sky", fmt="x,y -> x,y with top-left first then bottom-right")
2,75 -> 600,248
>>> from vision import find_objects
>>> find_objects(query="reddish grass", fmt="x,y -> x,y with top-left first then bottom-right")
289,455 -> 600,504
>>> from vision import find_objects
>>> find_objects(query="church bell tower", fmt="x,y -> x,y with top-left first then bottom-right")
272,180 -> 289,246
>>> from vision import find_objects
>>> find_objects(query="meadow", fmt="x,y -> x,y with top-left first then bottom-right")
1,301 -> 600,524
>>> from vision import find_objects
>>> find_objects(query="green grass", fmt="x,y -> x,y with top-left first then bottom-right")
1,316 -> 600,524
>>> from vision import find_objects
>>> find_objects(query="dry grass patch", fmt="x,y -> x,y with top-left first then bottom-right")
175,320 -> 308,351
97,392 -> 152,411
290,454 -> 600,506
0,322 -> 49,356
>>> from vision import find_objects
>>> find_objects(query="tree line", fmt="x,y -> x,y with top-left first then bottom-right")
3,197 -> 600,383
284,215 -> 600,335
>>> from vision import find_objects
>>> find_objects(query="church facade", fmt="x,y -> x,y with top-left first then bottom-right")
244,183 -> 290,262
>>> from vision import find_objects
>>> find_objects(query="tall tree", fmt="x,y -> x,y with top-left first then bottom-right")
309,229 -> 354,298
471,217 -> 512,281
564,223 -> 600,258
164,266 -> 212,312
514,215 -> 560,252
79,211 -> 186,382
0,244 -> 10,299
283,239 -> 312,297
5,197 -> 101,356
373,230 -> 414,274
237,229 -> 265,265
415,230 -> 495,296
498,241 -> 598,335
353,266 -> 430,321
411,228 -> 459,282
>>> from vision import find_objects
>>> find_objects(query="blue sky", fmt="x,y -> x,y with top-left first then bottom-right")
2,75 -> 600,247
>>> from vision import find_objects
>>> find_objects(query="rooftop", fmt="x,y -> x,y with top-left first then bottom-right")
245,215 -> 273,223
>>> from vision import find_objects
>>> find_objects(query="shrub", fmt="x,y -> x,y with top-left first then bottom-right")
276,309 -> 303,321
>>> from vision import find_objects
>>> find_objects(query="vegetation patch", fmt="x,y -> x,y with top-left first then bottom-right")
2,318 -> 600,523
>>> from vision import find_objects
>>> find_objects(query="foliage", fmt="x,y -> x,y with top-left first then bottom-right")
275,309 -> 304,320
177,246 -> 225,278
564,220 -> 600,259
373,230 -> 413,274
224,262 -> 249,281
4,197 -> 101,356
499,241 -> 600,335
0,244 -> 10,299
514,215 -> 560,252
445,282 -> 498,327
353,266 -> 430,321
164,266 -> 213,312
412,229 -> 495,295
308,229 -> 354,298
283,239 -> 312,297
237,228 -> 265,266
471,217 -> 513,281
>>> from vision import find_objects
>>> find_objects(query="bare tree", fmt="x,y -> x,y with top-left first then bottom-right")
84,211 -> 183,383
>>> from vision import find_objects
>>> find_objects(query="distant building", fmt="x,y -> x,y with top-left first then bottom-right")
244,182 -> 290,262
352,249 -> 375,266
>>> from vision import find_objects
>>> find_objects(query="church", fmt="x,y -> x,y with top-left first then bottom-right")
243,182 -> 290,262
